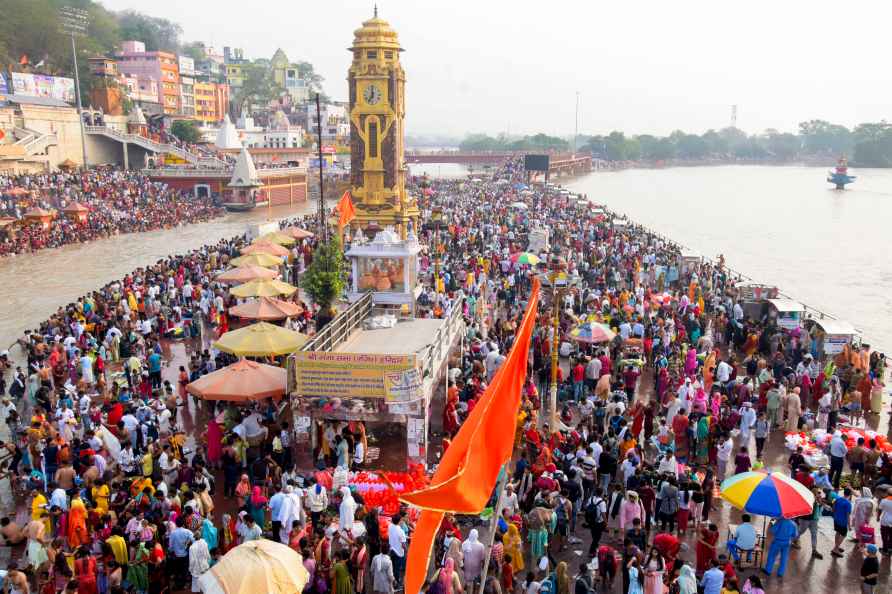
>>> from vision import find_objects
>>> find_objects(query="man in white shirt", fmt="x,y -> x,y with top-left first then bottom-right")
716,360 -> 733,385
829,432 -> 848,488
387,515 -> 408,589
717,435 -> 734,482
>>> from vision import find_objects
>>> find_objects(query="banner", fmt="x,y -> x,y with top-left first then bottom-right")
292,351 -> 416,398
383,368 -> 423,402
11,72 -> 75,103
0,73 -> 8,95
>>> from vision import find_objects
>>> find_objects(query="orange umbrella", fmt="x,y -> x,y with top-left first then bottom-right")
229,297 -> 303,321
185,358 -> 286,401
242,241 -> 290,257
215,265 -> 278,284
283,226 -> 314,239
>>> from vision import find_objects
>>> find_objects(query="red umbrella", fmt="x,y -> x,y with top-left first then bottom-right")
185,359 -> 286,402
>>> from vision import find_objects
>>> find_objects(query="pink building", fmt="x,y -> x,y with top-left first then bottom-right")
116,41 -> 181,115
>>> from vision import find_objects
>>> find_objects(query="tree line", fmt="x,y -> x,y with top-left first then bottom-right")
459,120 -> 892,167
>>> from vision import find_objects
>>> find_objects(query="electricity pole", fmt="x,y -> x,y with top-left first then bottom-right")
315,93 -> 327,242
59,6 -> 90,171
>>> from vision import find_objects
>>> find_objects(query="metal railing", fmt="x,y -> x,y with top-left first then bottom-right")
143,166 -> 306,178
419,296 -> 466,379
299,292 -> 374,353
84,125 -> 227,168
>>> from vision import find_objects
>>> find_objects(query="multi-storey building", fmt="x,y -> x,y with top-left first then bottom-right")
116,41 -> 180,115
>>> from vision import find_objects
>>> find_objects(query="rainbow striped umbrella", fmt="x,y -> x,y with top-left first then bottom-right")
720,471 -> 814,519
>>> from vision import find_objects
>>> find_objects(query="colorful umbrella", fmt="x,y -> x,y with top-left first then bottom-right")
213,321 -> 308,357
185,358 -> 287,401
242,241 -> 291,257
257,231 -> 296,246
511,252 -> 540,266
229,297 -> 303,321
215,265 -> 279,284
230,278 -> 297,298
720,471 -> 815,519
229,253 -> 283,268
569,321 -> 616,344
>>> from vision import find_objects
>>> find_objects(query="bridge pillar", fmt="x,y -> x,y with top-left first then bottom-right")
123,141 -> 129,170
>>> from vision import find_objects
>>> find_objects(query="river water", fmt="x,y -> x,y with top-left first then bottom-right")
566,165 -> 892,352
0,202 -> 320,350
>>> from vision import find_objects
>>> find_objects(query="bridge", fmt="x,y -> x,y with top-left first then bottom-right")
84,125 -> 228,169
405,151 -> 592,177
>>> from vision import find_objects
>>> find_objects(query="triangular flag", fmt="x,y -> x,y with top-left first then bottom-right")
19,54 -> 29,66
401,279 -> 540,594
336,190 -> 355,228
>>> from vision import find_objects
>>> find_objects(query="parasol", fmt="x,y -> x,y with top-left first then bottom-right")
720,471 -> 815,519
198,539 -> 309,594
215,265 -> 278,284
229,278 -> 297,298
257,231 -> 296,246
186,358 -> 286,401
241,241 -> 291,257
569,321 -> 616,344
229,297 -> 303,321
213,321 -> 308,357
510,252 -> 540,266
282,226 -> 314,239
229,252 -> 283,268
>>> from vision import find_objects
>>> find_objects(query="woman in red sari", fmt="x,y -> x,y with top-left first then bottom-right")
74,547 -> 98,594
695,522 -> 719,574
629,401 -> 645,441
443,389 -> 460,438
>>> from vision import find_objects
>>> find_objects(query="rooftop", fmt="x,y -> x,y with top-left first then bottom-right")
334,318 -> 446,356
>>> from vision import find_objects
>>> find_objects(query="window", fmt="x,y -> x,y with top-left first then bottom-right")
366,50 -> 377,59
384,51 -> 393,59
368,121 -> 378,157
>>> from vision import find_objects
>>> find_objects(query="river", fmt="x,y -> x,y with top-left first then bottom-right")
566,165 -> 892,352
0,202 -> 321,350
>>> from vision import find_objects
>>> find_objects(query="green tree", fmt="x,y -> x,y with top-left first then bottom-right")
116,10 -> 182,51
798,120 -> 853,155
763,131 -> 801,160
235,62 -> 279,111
853,122 -> 892,167
303,236 -> 346,321
675,134 -> 708,159
604,131 -> 628,161
180,41 -> 206,62
296,60 -> 325,93
171,120 -> 201,143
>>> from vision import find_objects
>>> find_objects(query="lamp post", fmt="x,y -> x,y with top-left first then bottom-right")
541,248 -> 577,428
430,205 -> 445,305
59,6 -> 89,171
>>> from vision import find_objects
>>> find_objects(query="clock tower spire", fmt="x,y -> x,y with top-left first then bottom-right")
347,11 -> 419,238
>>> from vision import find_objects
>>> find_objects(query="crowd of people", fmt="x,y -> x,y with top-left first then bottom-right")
0,156 -> 886,594
0,169 -> 223,257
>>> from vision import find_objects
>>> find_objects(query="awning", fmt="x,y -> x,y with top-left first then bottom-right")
808,318 -> 857,336
767,299 -> 805,313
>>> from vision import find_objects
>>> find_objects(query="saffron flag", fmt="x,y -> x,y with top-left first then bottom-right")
337,190 -> 356,228
19,54 -> 28,66
400,280 -> 540,594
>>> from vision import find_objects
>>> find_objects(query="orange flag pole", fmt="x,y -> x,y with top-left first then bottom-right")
401,279 -> 540,594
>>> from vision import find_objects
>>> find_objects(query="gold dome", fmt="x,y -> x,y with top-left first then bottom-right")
351,9 -> 402,52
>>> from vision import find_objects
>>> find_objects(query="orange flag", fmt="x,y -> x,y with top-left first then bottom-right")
337,190 -> 356,228
401,279 -> 540,594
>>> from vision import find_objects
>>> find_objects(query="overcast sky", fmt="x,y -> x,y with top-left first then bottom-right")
100,0 -> 890,138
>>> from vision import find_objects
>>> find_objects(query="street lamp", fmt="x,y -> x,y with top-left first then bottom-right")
59,6 -> 90,171
539,247 -> 578,428
430,205 -> 445,302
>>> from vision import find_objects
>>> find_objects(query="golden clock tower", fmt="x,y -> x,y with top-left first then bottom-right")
347,9 -> 419,238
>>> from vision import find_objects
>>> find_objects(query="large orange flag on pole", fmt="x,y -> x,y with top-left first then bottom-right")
400,279 -> 540,594
337,190 -> 356,229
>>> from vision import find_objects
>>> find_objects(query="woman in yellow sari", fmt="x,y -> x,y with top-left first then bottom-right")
30,490 -> 50,534
503,523 -> 524,573
67,493 -> 89,549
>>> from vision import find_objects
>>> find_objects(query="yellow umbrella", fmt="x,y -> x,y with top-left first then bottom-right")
229,252 -> 283,268
215,265 -> 279,284
257,231 -> 296,246
230,278 -> 297,298
213,321 -> 308,356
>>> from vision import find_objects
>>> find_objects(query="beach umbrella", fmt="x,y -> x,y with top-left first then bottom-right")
257,231 -> 296,246
213,321 -> 308,357
215,265 -> 278,284
241,241 -> 290,257
229,252 -> 283,268
510,252 -> 541,266
283,226 -> 314,240
229,278 -> 297,298
197,539 -> 309,594
229,297 -> 303,321
509,201 -> 529,210
720,471 -> 815,519
569,321 -> 616,344
186,358 -> 286,401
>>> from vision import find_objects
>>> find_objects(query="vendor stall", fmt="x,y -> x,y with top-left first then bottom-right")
767,298 -> 805,331
805,318 -> 858,359
346,227 -> 421,313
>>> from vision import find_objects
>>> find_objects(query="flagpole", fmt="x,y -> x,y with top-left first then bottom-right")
478,464 -> 509,594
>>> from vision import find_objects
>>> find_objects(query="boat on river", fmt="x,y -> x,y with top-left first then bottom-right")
827,156 -> 855,189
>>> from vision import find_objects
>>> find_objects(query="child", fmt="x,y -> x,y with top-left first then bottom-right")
721,577 -> 741,594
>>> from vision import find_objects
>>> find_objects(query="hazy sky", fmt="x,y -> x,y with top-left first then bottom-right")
100,0 -> 890,138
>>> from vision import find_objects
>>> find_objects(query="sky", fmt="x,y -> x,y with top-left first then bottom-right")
99,0 -> 891,138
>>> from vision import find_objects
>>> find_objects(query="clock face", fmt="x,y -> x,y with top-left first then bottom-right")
363,84 -> 382,105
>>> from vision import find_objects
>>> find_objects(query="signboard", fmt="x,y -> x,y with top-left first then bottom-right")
824,335 -> 850,355
11,72 -> 75,103
524,154 -> 550,172
293,351 -> 416,398
0,73 -> 8,95
383,368 -> 423,402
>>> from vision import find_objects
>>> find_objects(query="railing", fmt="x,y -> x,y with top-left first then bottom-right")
299,291 -> 374,353
84,125 -> 228,168
144,166 -> 306,178
12,127 -> 57,156
419,297 -> 465,379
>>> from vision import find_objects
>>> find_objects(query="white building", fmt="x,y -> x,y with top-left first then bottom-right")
306,101 -> 349,145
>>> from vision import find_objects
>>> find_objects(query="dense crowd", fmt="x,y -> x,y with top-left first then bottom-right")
0,170 -> 222,257
0,157 -> 886,594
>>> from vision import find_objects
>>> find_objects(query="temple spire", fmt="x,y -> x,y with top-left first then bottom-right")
374,4 -> 378,17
